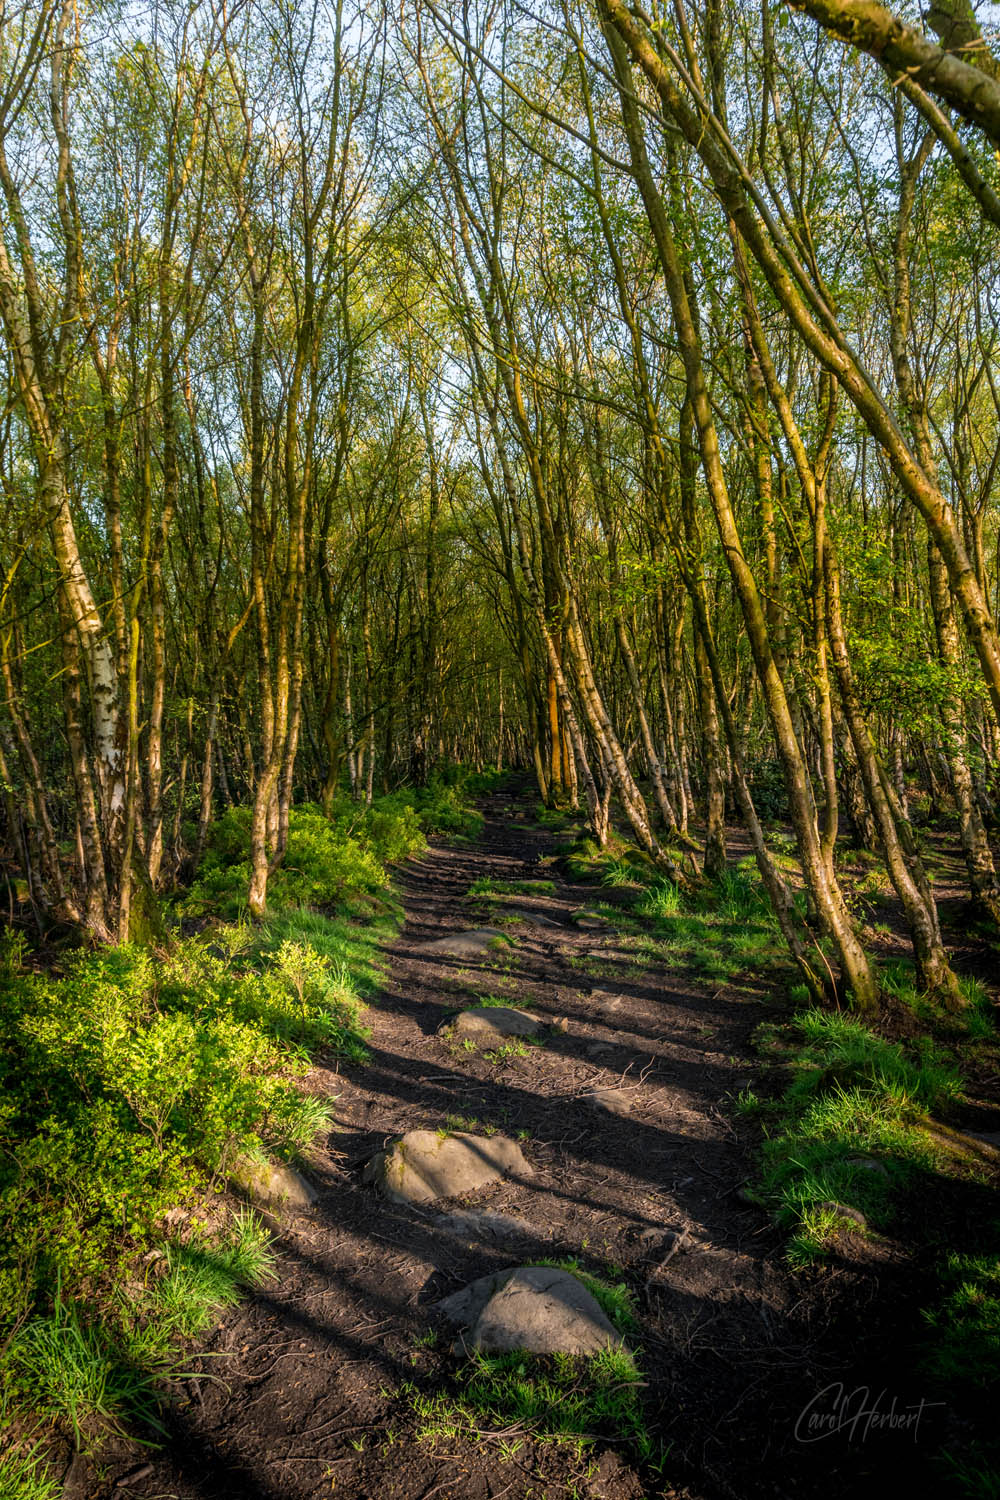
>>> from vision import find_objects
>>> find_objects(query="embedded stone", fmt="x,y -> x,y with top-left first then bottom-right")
847,1156 -> 890,1178
573,912 -> 610,932
508,908 -> 562,929
363,1129 -> 532,1205
434,1209 -> 541,1244
450,1006 -> 543,1044
420,928 -> 510,959
817,1200 -> 867,1229
438,1265 -> 625,1356
231,1157 -> 317,1210
584,1087 -> 634,1116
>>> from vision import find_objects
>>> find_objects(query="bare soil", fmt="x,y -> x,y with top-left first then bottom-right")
67,786 -> 963,1500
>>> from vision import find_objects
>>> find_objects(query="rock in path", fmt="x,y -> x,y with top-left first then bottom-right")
420,928 -> 510,959
439,1265 -> 626,1356
508,907 -> 563,929
584,1086 -> 634,1117
231,1156 -> 317,1210
848,1155 -> 889,1178
573,910 -> 611,932
449,1005 -> 543,1044
363,1129 -> 532,1205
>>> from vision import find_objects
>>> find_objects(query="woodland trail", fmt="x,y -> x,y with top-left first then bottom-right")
71,787 -> 942,1500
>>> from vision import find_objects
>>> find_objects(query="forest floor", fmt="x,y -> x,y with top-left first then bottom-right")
65,784 -> 990,1500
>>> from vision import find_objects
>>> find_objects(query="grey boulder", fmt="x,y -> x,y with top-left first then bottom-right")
450,1006 -> 542,1043
363,1129 -> 532,1205
438,1265 -> 626,1356
420,928 -> 510,959
231,1156 -> 317,1210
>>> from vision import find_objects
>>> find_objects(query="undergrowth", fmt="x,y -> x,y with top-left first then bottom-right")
742,958 -> 999,1491
0,773 -> 487,1479
748,1008 -> 962,1264
407,1345 -> 653,1461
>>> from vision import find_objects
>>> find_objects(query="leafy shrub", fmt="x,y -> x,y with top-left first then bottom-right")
413,779 -> 483,838
0,918 -> 368,1355
0,779 -> 427,1475
747,758 -> 787,821
184,804 -> 389,918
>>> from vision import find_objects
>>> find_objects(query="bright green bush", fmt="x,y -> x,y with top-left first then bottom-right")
0,773 -> 472,1466
0,918 -> 370,1352
183,791 -> 440,918
184,804 -> 389,917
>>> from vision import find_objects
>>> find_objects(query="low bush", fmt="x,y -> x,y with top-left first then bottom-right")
184,803 -> 391,918
0,917 -> 369,1352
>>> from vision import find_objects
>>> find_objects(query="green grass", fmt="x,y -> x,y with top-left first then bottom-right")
568,844 -> 790,986
935,1443 -> 1000,1499
6,1290 -> 164,1448
533,803 -> 577,828
407,1344 -> 654,1461
143,1210 -> 276,1344
4,1208 -> 276,1452
636,879 -> 683,920
482,1040 -> 533,1063
749,1008 -> 964,1262
922,1252 -> 1000,1495
259,905 -> 396,998
444,1114 -> 497,1135
923,1252 -> 1000,1387
0,1442 -> 62,1500
468,877 -> 557,899
600,858 -> 641,889
882,961 -> 998,1042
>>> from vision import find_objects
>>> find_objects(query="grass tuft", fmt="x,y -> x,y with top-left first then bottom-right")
0,1443 -> 62,1500
407,1342 -> 655,1462
751,1008 -> 963,1261
636,879 -> 683,920
7,1291 -> 162,1449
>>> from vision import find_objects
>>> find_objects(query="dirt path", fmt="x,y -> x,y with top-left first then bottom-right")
78,789 -> 943,1500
